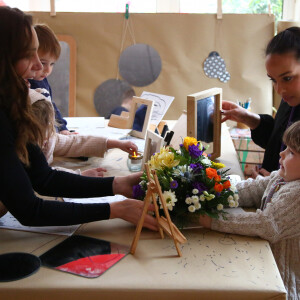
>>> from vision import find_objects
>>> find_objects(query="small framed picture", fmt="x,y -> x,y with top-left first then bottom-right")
142,129 -> 164,167
187,88 -> 222,160
108,96 -> 154,139
130,97 -> 154,139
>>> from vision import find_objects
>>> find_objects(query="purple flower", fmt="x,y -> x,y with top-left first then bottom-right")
193,181 -> 208,192
190,163 -> 204,173
133,184 -> 145,199
188,144 -> 203,158
170,180 -> 178,189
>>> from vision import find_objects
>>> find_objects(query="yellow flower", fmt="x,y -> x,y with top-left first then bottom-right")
149,153 -> 162,170
148,147 -> 179,170
159,152 -> 179,168
211,161 -> 226,169
183,137 -> 198,151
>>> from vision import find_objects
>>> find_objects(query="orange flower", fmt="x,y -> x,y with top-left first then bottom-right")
223,180 -> 231,189
206,168 -> 218,179
215,175 -> 221,182
214,182 -> 224,192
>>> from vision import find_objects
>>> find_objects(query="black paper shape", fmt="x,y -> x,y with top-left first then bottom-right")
40,235 -> 129,278
0,252 -> 41,282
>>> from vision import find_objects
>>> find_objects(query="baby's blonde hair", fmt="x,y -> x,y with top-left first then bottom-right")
283,121 -> 300,153
31,100 -> 56,142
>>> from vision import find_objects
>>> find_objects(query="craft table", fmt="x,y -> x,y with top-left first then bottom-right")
0,120 -> 286,300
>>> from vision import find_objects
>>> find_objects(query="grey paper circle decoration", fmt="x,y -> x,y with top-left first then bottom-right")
94,79 -> 132,118
203,51 -> 230,83
119,43 -> 162,87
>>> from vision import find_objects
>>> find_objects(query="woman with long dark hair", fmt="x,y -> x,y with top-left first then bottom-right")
0,6 -> 157,230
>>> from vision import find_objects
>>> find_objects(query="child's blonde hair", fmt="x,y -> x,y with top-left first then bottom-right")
34,24 -> 61,59
31,100 -> 56,141
283,121 -> 300,153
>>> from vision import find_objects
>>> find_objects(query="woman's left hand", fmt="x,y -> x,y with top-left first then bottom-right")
113,172 -> 143,198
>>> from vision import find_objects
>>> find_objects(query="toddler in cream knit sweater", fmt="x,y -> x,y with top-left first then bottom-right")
200,121 -> 300,299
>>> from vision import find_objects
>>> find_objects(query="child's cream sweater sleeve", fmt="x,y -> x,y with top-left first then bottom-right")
52,133 -> 108,159
234,174 -> 271,208
212,172 -> 300,244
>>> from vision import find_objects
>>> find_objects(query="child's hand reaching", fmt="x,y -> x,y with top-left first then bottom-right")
81,167 -> 107,177
60,130 -> 78,135
199,214 -> 212,229
107,139 -> 138,155
251,166 -> 270,179
118,140 -> 138,154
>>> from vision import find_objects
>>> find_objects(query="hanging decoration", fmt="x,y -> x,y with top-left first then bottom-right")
203,51 -> 230,83
117,3 -> 162,87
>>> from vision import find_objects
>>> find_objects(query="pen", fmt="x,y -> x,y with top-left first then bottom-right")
166,131 -> 174,146
163,132 -> 170,146
161,124 -> 169,138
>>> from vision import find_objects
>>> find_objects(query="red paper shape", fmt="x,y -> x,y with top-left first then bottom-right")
55,253 -> 125,278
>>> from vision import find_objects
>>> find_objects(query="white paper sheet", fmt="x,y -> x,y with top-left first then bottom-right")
65,117 -> 105,129
0,213 -> 80,236
63,194 -> 126,204
64,117 -> 131,139
141,92 -> 174,126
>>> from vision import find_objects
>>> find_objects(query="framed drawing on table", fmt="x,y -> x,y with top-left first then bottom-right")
187,88 -> 222,160
108,97 -> 154,139
142,129 -> 164,167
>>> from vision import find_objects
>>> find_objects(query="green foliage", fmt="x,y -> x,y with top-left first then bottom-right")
223,0 -> 283,22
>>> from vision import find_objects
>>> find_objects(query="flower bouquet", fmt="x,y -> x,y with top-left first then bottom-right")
133,137 -> 239,228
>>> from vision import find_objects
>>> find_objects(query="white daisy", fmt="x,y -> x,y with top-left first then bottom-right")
191,195 -> 199,204
195,202 -> 201,210
217,204 -> 223,211
188,205 -> 196,213
162,190 -> 177,211
228,200 -> 236,207
192,188 -> 199,195
185,197 -> 192,205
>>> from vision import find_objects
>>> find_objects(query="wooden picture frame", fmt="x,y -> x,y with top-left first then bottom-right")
142,129 -> 164,167
108,96 -> 154,139
187,88 -> 222,160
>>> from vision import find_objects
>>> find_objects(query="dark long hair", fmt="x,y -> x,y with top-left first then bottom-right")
0,6 -> 44,165
266,26 -> 300,60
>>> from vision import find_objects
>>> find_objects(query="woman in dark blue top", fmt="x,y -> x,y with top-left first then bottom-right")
222,27 -> 300,177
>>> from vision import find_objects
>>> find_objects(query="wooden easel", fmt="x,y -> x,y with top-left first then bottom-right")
130,164 -> 187,257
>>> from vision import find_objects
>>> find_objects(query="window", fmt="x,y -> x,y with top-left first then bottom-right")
4,0 -> 283,21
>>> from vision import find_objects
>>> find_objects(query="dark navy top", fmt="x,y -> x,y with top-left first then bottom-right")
28,78 -> 68,131
0,109 -> 113,226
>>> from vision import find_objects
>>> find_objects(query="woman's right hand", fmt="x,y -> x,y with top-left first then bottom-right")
110,199 -> 158,231
221,100 -> 261,130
